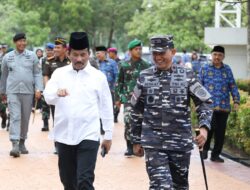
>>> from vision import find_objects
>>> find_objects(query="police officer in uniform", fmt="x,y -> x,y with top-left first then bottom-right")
130,35 -> 212,189
0,33 -> 43,157
43,37 -> 70,122
115,39 -> 150,157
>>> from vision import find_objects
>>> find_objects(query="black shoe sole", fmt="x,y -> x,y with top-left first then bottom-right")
10,151 -> 20,157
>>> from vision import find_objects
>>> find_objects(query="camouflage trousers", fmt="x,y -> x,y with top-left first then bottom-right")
0,96 -> 7,126
144,148 -> 191,190
41,95 -> 50,120
0,96 -> 7,113
123,102 -> 132,141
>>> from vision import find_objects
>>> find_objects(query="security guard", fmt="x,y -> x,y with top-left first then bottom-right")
0,33 -> 43,158
115,39 -> 150,157
40,43 -> 55,131
130,35 -> 212,189
43,37 -> 70,122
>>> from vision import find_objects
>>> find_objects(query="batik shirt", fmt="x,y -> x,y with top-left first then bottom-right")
199,63 -> 240,112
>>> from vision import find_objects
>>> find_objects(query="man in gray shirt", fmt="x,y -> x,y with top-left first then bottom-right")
0,33 -> 43,158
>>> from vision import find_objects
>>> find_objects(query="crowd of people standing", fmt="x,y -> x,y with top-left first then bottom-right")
0,31 -> 240,190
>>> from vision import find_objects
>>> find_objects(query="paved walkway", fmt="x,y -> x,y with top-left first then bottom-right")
0,112 -> 250,190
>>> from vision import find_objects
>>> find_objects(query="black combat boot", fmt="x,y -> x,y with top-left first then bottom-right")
6,113 -> 10,131
10,140 -> 20,157
124,140 -> 134,157
41,119 -> 49,131
1,112 -> 7,129
19,139 -> 29,154
114,107 -> 119,123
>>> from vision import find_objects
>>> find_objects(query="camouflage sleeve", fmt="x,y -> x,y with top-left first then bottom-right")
227,66 -> 240,104
114,66 -> 124,102
130,77 -> 144,144
189,74 -> 213,130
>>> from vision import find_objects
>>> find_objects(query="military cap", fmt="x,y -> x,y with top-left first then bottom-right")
107,47 -> 117,53
54,36 -> 67,46
211,45 -> 225,54
69,32 -> 89,50
128,39 -> 142,50
150,35 -> 174,52
46,42 -> 55,49
95,46 -> 107,52
13,33 -> 26,42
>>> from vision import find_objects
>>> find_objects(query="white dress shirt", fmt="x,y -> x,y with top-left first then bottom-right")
43,62 -> 113,145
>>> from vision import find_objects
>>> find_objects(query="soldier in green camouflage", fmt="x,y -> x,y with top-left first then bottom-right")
115,39 -> 150,157
0,44 -> 8,129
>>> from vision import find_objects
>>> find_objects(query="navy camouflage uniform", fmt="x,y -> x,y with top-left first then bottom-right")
130,35 -> 212,189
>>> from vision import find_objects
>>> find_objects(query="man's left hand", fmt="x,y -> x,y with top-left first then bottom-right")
233,103 -> 239,111
195,127 -> 208,150
101,140 -> 112,154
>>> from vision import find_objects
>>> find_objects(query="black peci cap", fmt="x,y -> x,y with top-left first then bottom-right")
211,45 -> 225,54
69,32 -> 89,50
95,46 -> 107,52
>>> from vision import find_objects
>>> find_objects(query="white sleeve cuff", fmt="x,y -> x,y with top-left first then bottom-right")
102,118 -> 113,140
104,131 -> 113,140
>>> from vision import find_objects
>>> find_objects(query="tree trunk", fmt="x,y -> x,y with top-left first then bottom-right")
108,20 -> 115,48
247,1 -> 250,78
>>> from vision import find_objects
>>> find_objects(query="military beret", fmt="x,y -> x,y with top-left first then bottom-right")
107,47 -> 117,53
211,45 -> 225,54
69,32 -> 89,50
150,35 -> 174,52
46,43 -> 55,49
54,36 -> 67,46
13,33 -> 26,42
128,39 -> 142,50
95,46 -> 107,52
2,44 -> 8,48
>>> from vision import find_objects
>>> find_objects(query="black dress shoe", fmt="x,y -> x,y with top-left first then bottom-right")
202,150 -> 208,159
41,127 -> 49,131
210,156 -> 224,162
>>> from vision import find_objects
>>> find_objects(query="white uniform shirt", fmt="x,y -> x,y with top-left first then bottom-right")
43,62 -> 113,145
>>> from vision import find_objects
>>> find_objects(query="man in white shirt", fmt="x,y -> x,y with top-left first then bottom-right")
44,32 -> 113,190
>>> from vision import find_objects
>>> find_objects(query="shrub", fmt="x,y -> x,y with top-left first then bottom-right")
236,79 -> 250,95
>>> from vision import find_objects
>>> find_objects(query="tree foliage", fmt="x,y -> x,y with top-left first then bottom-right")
0,0 -> 248,52
126,0 -> 216,52
0,0 -> 50,47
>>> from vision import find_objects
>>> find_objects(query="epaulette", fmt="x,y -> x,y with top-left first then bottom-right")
47,56 -> 55,61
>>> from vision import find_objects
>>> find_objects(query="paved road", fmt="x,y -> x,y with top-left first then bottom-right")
0,112 -> 250,190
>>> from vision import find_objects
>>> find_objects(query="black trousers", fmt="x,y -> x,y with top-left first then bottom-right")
57,140 -> 99,190
204,111 -> 229,158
